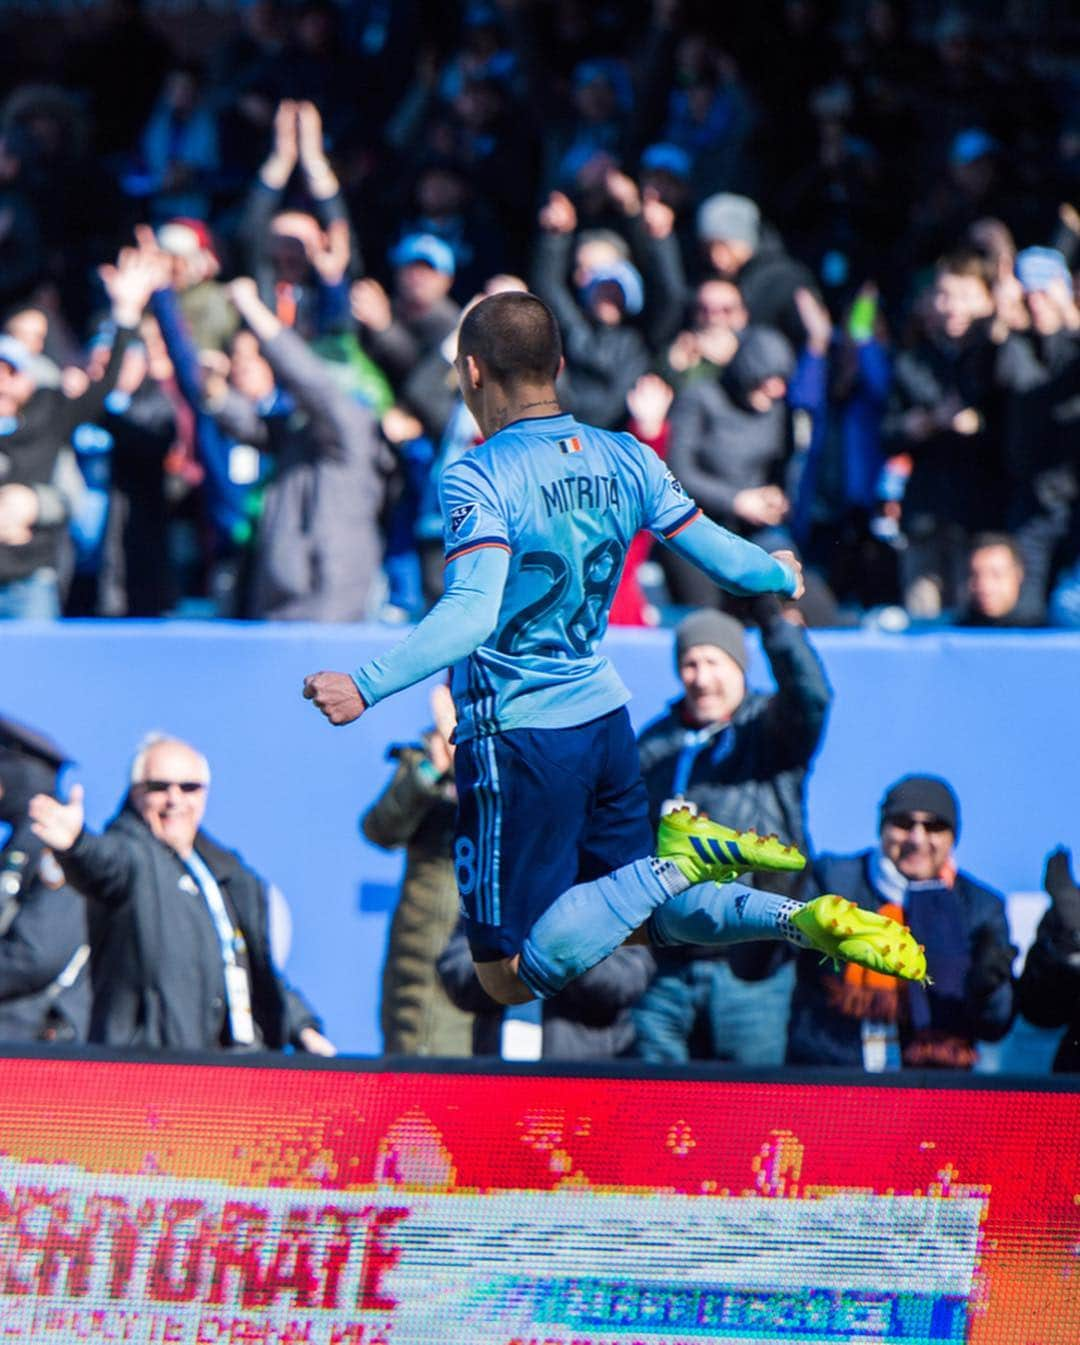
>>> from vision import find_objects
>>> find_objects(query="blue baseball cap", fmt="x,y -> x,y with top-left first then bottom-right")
0,335 -> 30,372
950,128 -> 998,166
583,260 -> 644,316
1015,246 -> 1071,293
572,58 -> 634,112
464,1 -> 500,26
640,142 -> 692,180
389,233 -> 456,277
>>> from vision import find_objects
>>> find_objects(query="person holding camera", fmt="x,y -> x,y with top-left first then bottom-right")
0,716 -> 89,1043
362,683 -> 473,1057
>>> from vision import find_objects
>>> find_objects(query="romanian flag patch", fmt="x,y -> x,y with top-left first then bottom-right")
557,436 -> 583,454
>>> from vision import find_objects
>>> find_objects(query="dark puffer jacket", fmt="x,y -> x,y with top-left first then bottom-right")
665,331 -> 794,532
881,321 -> 1003,533
637,606 -> 831,860
735,230 -> 820,350
61,807 -> 321,1051
532,229 -> 655,430
636,605 -> 831,973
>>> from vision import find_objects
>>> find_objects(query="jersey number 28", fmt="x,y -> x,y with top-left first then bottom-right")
496,540 -> 624,657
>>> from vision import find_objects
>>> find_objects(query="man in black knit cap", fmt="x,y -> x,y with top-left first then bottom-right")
786,773 -> 1017,1070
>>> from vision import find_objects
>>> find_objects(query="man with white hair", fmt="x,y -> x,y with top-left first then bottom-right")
28,734 -> 333,1055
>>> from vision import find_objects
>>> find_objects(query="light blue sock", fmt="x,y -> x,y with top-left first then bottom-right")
648,883 -> 812,949
518,857 -> 686,998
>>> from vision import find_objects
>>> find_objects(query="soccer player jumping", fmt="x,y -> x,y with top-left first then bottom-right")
304,292 -> 926,1005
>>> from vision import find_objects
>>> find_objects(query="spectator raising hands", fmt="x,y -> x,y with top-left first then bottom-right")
1,245 -> 158,620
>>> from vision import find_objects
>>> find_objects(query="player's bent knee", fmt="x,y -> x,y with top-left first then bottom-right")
475,956 -> 535,1006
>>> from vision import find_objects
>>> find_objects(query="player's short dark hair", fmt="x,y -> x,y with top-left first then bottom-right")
458,291 -> 562,385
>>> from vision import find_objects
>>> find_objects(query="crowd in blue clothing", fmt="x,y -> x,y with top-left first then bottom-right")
0,0 -> 1077,628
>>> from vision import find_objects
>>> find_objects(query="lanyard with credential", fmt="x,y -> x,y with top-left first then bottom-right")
184,851 -> 256,1044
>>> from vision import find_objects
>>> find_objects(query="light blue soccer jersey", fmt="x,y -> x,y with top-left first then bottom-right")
439,412 -> 700,741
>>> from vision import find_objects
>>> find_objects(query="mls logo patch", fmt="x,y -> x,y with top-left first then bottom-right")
449,502 -> 479,538
558,436 -> 583,455
664,469 -> 687,497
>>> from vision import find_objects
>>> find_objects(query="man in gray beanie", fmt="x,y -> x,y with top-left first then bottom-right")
697,192 -> 820,350
632,599 -> 832,1065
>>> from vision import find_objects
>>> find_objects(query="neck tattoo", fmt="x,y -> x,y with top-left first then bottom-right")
517,398 -> 561,413
491,397 -> 560,431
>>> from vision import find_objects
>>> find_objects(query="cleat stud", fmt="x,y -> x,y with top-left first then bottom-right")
830,919 -> 840,929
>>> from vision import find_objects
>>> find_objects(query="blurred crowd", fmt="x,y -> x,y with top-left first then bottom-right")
0,0 -> 1077,628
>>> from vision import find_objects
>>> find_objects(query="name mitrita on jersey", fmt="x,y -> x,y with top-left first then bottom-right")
542,474 -> 620,517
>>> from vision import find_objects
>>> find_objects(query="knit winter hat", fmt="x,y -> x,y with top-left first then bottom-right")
583,260 -> 645,315
674,610 -> 748,673
879,774 -> 960,836
696,193 -> 761,247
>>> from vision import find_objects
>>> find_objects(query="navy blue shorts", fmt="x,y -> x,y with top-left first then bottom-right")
453,707 -> 654,962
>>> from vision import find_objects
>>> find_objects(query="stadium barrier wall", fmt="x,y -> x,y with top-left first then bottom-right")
3,622 -> 1079,1054
0,1049 -> 1073,1344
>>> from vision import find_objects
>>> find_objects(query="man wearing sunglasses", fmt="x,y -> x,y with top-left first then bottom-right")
783,773 -> 1017,1071
27,734 -> 333,1056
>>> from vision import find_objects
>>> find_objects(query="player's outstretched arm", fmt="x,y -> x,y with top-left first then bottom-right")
664,513 -> 804,599
303,546 -> 511,725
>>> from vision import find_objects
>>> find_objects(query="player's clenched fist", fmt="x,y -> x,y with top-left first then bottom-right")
303,672 -> 366,726
770,549 -> 805,601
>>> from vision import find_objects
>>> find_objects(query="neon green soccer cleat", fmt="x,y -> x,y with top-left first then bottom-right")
657,806 -> 807,885
792,895 -> 928,982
